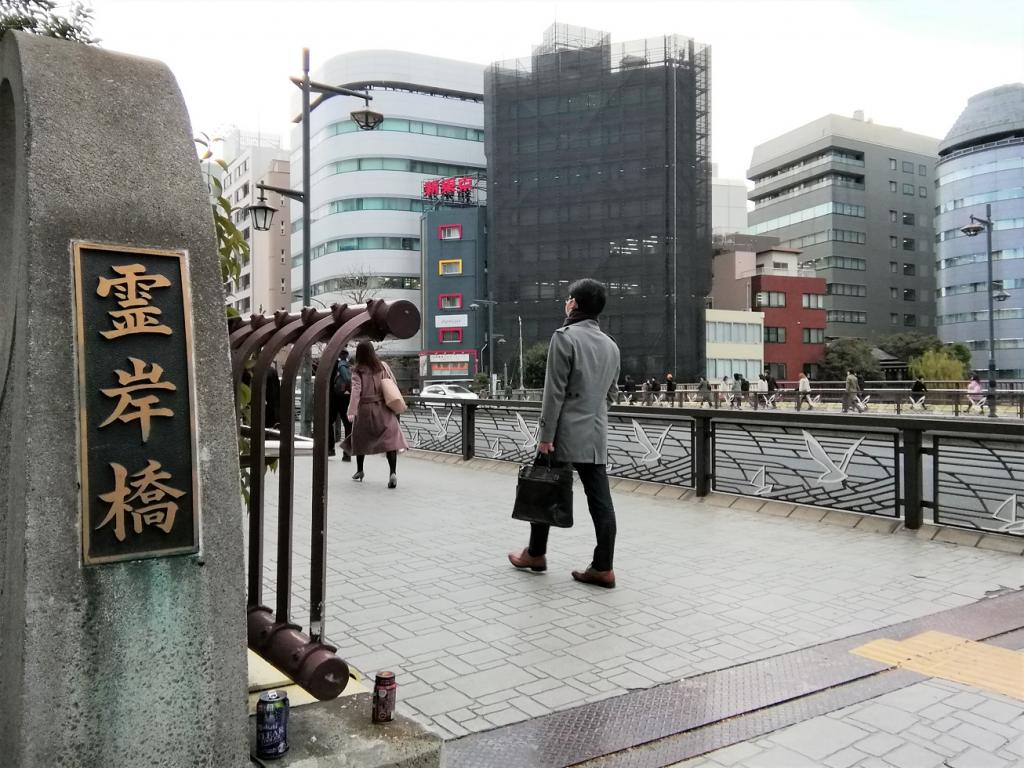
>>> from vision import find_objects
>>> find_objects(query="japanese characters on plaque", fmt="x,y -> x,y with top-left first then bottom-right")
72,242 -> 200,565
422,176 -> 474,204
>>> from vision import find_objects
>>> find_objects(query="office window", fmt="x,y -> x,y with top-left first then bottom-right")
890,287 -> 899,299
903,289 -> 917,301
889,158 -> 897,170
438,224 -> 462,240
890,313 -> 899,325
764,327 -> 786,343
438,328 -> 463,344
827,283 -> 866,297
919,164 -> 927,176
919,186 -> 927,198
903,183 -> 915,195
438,293 -> 463,309
903,263 -> 916,276
819,256 -> 867,270
903,238 -> 915,251
890,236 -> 898,248
801,293 -> 825,308
438,259 -> 462,275
765,362 -> 787,380
826,310 -> 867,324
772,261 -> 788,271
902,212 -> 915,226
889,209 -> 898,223
889,181 -> 898,192
890,261 -> 898,273
902,161 -> 914,173
802,328 -> 825,343
904,314 -> 917,327
763,291 -> 786,307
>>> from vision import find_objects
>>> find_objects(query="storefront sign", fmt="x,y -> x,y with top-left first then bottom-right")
72,242 -> 200,565
435,314 -> 468,329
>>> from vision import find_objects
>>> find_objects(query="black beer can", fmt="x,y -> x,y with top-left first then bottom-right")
256,690 -> 290,759
372,671 -> 397,723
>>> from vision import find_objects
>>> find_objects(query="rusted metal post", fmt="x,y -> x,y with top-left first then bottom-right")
234,299 -> 420,701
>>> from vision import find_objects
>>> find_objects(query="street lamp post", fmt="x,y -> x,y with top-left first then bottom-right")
469,298 -> 499,395
960,203 -> 1002,418
517,315 -> 524,390
247,48 -> 382,435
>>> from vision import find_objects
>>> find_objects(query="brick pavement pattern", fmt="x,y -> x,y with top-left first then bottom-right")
670,678 -> 1024,768
258,453 -> 1024,739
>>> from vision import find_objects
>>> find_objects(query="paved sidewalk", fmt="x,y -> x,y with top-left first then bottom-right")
670,679 -> 1024,768
258,452 -> 1023,742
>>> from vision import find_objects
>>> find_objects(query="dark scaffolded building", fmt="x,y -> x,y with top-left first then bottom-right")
484,24 -> 711,380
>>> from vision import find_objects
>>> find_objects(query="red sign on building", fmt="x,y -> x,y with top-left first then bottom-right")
423,176 -> 474,204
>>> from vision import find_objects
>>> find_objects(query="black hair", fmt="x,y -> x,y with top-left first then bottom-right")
568,278 -> 607,316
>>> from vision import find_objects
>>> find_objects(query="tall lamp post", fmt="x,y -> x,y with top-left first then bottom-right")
247,48 -> 382,436
959,203 -> 1010,418
469,298 -> 500,395
517,314 -> 524,390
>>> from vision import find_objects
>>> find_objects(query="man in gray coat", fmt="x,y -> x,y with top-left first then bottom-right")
508,278 -> 621,588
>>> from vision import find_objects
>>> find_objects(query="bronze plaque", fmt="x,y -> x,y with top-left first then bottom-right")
72,242 -> 200,565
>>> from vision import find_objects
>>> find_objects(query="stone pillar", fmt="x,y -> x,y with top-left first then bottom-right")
0,32 -> 248,766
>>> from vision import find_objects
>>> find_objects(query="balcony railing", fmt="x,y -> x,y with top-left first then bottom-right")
401,398 -> 1024,538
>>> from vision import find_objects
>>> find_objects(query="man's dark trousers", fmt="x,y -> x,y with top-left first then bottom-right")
528,462 -> 616,571
329,393 -> 352,452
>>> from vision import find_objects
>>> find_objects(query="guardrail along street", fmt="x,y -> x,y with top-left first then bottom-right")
400,398 -> 1024,538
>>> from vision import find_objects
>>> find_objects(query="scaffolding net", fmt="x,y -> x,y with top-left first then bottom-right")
485,23 -> 711,380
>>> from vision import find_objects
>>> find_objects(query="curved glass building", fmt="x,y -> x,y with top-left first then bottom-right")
289,51 -> 485,360
935,83 -> 1024,379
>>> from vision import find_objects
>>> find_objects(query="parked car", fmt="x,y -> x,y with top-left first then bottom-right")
419,383 -> 479,401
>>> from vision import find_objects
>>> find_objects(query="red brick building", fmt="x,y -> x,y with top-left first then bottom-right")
711,242 -> 826,381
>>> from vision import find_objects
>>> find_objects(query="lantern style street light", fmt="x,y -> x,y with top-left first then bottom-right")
246,48 -> 382,436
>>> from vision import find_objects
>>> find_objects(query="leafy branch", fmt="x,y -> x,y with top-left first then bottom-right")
0,0 -> 99,43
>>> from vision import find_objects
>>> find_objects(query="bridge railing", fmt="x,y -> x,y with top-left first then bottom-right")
401,399 -> 1024,539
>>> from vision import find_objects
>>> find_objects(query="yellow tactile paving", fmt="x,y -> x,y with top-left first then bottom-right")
852,631 -> 1024,700
246,649 -> 366,715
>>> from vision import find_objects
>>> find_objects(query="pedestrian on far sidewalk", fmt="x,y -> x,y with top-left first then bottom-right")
796,372 -> 814,411
697,375 -> 715,408
664,373 -> 676,407
842,369 -> 858,413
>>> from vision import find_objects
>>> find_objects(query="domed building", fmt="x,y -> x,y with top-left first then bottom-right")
935,83 -> 1024,379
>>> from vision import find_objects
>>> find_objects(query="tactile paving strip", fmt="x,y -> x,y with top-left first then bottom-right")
445,590 -> 1024,768
853,630 -> 1024,699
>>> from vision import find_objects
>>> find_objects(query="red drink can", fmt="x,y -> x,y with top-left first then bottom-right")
372,671 -> 397,723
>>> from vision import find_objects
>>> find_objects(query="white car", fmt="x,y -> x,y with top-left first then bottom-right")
420,383 -> 479,400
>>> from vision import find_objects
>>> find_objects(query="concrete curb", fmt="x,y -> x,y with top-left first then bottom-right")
406,449 -> 1024,556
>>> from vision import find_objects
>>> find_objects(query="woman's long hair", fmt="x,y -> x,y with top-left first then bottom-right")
354,340 -> 383,373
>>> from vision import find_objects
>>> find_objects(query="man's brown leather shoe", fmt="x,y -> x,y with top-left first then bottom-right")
508,549 -> 547,572
571,567 -> 616,589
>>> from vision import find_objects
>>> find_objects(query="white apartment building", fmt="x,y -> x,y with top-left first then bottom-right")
290,50 -> 486,358
220,130 -> 292,316
711,163 -> 749,235
705,308 -> 765,382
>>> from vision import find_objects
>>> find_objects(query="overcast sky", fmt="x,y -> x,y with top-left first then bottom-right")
88,0 -> 1023,179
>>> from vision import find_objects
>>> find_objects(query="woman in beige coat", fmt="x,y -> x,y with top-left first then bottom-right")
343,341 -> 408,488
